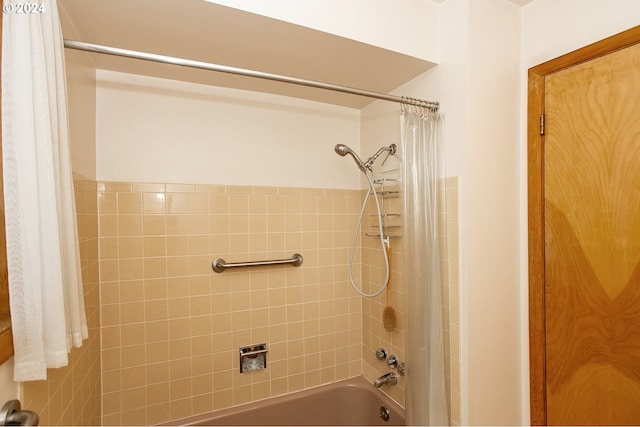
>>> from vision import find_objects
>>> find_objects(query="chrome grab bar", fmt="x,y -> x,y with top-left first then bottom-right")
212,253 -> 303,273
0,400 -> 39,426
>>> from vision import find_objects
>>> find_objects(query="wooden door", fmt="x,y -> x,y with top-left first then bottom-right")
545,40 -> 640,425
528,26 -> 640,426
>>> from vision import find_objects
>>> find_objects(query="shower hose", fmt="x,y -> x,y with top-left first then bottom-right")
347,171 -> 390,298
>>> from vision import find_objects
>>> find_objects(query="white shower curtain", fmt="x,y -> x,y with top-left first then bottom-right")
2,0 -> 87,381
401,106 -> 448,425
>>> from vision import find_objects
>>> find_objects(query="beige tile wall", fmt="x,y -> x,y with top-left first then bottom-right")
17,175 -> 460,426
21,174 -> 102,426
361,176 -> 461,425
442,176 -> 462,426
97,182 -> 365,425
361,179 -> 406,406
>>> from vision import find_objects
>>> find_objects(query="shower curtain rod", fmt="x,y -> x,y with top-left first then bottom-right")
63,39 -> 439,110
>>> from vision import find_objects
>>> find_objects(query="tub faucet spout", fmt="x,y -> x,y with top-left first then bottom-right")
374,372 -> 397,388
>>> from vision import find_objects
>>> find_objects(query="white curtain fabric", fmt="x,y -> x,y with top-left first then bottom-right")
401,106 -> 448,425
2,0 -> 87,381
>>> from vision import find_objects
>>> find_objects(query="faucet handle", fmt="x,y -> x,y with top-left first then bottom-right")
387,354 -> 398,368
375,348 -> 387,361
0,400 -> 39,426
397,362 -> 405,376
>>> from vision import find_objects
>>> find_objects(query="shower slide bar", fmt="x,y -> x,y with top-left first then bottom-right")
63,39 -> 439,110
211,253 -> 303,273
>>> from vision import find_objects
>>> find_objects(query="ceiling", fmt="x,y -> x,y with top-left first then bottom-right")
58,0 -> 437,109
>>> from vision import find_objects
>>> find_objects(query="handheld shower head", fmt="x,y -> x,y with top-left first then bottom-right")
335,144 -> 367,172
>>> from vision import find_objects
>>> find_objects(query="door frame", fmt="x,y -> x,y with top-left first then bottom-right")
528,25 -> 640,426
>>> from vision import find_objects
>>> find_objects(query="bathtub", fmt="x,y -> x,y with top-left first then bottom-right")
163,376 -> 404,426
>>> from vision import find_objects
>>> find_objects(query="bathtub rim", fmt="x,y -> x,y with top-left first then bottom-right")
160,374 -> 404,426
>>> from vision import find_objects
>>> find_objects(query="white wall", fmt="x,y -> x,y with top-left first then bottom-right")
522,0 -> 640,68
364,1 -> 523,425
96,70 -> 361,188
466,1 -> 522,424
60,3 -> 97,179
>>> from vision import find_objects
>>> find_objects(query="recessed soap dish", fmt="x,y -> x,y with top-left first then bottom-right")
239,343 -> 268,373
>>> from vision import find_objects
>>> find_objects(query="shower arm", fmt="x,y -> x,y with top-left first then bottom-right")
363,144 -> 397,171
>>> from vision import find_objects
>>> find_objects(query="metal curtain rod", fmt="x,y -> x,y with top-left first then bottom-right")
63,39 -> 439,110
